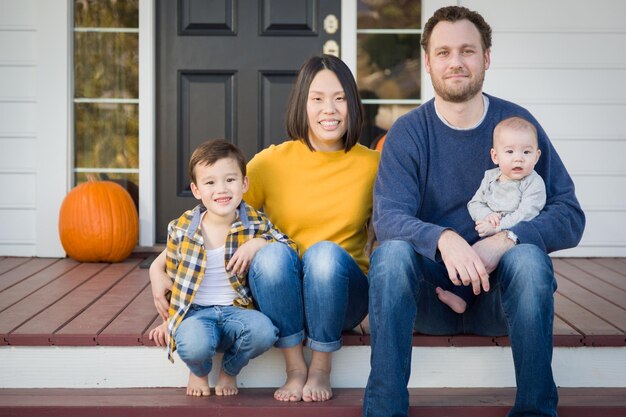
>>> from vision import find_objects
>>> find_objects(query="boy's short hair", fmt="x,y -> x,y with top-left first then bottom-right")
188,139 -> 247,184
421,6 -> 492,53
285,54 -> 364,152
493,116 -> 539,147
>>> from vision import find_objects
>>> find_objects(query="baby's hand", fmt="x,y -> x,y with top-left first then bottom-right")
475,220 -> 497,238
483,212 -> 501,227
227,238 -> 268,276
149,322 -> 168,347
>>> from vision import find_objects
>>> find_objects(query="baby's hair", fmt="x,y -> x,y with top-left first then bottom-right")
188,139 -> 247,184
493,116 -> 538,147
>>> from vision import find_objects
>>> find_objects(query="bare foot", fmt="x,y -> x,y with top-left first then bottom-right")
215,370 -> 238,396
302,367 -> 332,402
186,371 -> 210,396
274,345 -> 308,402
274,368 -> 307,402
302,351 -> 332,402
436,287 -> 467,314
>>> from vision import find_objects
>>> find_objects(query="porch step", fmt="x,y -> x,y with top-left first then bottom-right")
1,387 -> 625,417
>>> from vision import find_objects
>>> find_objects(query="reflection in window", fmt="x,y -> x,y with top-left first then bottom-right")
73,0 -> 139,209
357,0 -> 422,148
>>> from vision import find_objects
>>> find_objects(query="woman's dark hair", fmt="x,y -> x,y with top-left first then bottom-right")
285,54 -> 364,152
421,6 -> 492,53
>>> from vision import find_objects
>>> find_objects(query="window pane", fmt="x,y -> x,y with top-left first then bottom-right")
74,0 -> 139,28
74,32 -> 138,98
357,33 -> 421,99
75,103 -> 139,169
358,0 -> 421,30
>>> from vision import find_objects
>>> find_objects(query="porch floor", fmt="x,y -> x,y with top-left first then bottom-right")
1,387 -> 625,417
0,255 -> 624,347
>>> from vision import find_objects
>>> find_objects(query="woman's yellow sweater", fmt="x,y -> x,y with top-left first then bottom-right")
245,140 -> 380,273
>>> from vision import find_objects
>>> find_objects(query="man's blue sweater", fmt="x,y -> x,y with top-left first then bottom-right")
373,94 -> 585,261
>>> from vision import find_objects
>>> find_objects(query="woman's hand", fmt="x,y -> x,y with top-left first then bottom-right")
149,250 -> 172,320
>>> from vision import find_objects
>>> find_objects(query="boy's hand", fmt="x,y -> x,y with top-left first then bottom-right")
227,238 -> 268,276
149,250 -> 172,321
484,212 -> 501,227
148,322 -> 168,347
475,220 -> 497,238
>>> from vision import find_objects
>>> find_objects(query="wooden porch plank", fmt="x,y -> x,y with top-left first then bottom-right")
0,388 -> 624,417
555,273 -> 626,332
554,293 -> 623,346
99,280 -> 158,346
552,259 -> 626,307
0,258 -> 79,313
0,257 -> 31,275
0,262 -> 108,344
577,258 -> 626,291
4,262 -> 134,345
52,259 -> 145,346
0,258 -> 60,292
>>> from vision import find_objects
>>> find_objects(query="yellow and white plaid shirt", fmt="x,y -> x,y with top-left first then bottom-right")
165,200 -> 297,362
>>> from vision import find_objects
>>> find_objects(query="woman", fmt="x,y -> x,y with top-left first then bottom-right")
150,55 -> 379,402
244,54 -> 379,402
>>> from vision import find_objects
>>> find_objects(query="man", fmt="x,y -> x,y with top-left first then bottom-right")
363,6 -> 584,417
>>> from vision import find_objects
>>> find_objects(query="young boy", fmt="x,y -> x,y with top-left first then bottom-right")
437,116 -> 546,314
149,139 -> 297,397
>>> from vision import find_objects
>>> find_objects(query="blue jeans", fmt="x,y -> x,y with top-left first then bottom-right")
363,241 -> 558,417
174,304 -> 277,377
248,241 -> 369,352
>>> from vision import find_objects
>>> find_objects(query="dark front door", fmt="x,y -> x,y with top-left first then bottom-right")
155,0 -> 341,242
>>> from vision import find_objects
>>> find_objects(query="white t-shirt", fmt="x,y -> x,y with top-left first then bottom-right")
193,245 -> 239,306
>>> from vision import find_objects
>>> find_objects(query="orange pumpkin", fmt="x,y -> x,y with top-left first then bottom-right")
58,181 -> 139,262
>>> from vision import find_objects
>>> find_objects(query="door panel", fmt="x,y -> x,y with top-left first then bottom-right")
156,0 -> 341,242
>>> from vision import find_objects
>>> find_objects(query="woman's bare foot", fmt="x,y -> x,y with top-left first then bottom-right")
436,287 -> 467,314
274,345 -> 307,402
215,370 -> 238,396
302,351 -> 332,402
186,371 -> 210,396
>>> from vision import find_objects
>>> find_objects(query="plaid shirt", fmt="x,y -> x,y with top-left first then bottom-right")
165,200 -> 297,362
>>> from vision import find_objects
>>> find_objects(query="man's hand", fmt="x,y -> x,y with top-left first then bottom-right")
438,230 -> 490,295
149,250 -> 172,321
227,238 -> 268,276
472,231 -> 516,274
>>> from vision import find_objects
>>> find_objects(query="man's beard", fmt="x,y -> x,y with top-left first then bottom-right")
432,69 -> 485,103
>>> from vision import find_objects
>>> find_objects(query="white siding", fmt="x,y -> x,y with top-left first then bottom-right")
0,0 -> 37,255
423,0 -> 626,256
0,0 -> 68,256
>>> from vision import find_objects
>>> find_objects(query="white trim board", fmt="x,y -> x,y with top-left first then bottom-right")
0,345 -> 623,389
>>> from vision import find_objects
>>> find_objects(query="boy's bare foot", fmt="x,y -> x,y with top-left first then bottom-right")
302,367 -> 332,402
436,287 -> 467,314
186,371 -> 210,396
274,368 -> 307,402
215,370 -> 238,396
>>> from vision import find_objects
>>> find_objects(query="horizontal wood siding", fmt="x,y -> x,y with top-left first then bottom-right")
0,0 -> 37,256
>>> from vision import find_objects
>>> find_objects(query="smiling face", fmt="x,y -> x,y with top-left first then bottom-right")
306,69 -> 348,152
491,125 -> 541,182
424,19 -> 490,103
190,157 -> 248,221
